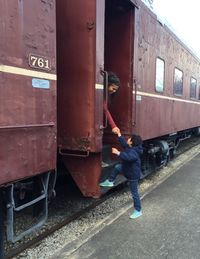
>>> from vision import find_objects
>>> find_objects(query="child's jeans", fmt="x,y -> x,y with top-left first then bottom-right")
109,164 -> 142,212
108,163 -> 122,182
129,179 -> 141,211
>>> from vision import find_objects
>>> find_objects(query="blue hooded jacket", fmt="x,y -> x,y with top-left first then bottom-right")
118,136 -> 143,180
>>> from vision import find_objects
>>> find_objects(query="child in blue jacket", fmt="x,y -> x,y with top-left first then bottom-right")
100,128 -> 143,219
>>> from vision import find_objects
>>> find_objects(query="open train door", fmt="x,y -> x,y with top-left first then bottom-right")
57,0 -> 105,197
57,0 -> 137,198
103,0 -> 137,143
100,0 -> 138,191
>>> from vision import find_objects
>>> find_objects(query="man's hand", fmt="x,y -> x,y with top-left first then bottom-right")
112,147 -> 120,156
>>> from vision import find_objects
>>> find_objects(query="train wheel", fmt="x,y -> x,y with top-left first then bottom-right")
194,127 -> 200,136
163,153 -> 170,167
0,189 -> 4,259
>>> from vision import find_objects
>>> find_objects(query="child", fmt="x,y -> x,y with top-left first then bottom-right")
100,128 -> 143,219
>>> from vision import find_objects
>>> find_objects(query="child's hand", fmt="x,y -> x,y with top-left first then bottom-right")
112,147 -> 120,156
112,127 -> 119,134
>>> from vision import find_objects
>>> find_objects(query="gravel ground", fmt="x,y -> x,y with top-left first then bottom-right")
14,140 -> 200,259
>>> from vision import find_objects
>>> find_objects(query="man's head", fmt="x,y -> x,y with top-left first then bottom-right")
108,72 -> 120,95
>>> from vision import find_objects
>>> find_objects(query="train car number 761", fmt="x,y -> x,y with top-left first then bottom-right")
29,54 -> 51,71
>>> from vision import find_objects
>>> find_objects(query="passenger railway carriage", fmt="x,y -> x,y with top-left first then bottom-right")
57,0 -> 200,198
0,0 -> 57,249
1,0 -> 200,250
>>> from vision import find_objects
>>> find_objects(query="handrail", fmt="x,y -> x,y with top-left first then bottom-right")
0,123 -> 55,130
59,147 -> 90,157
133,77 -> 137,127
101,70 -> 108,129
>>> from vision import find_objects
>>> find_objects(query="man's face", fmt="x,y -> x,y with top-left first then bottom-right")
108,84 -> 119,94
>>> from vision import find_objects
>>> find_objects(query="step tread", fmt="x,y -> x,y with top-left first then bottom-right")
100,175 -> 127,195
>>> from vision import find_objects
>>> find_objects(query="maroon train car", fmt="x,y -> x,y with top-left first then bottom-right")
0,0 -> 56,244
57,0 -> 200,198
56,0 -> 141,198
57,0 -> 105,198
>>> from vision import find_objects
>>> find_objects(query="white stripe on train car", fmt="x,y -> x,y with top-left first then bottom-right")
95,84 -> 104,90
0,65 -> 57,80
133,90 -> 200,105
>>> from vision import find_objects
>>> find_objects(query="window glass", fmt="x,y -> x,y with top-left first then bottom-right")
173,68 -> 183,95
155,58 -> 165,92
198,85 -> 200,100
190,77 -> 197,99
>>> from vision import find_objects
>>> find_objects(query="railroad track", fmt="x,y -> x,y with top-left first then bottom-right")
5,136 -> 200,259
5,185 -> 125,259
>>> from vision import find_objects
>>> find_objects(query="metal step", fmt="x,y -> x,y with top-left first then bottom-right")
100,174 -> 127,195
6,172 -> 52,243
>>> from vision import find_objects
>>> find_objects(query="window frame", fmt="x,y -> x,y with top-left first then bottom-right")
190,77 -> 197,99
198,83 -> 200,100
155,57 -> 165,93
173,67 -> 183,96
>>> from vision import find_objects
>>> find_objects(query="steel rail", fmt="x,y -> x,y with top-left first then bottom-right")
5,185 -> 124,259
5,136 -> 200,259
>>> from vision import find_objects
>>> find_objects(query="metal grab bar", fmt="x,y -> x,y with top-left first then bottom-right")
100,69 -> 108,129
59,147 -> 90,157
0,123 -> 55,130
133,77 -> 137,127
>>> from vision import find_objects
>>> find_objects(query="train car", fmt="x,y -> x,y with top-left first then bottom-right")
57,0 -> 200,198
0,0 -> 57,247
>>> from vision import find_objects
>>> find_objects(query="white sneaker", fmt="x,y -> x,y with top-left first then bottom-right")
130,210 -> 142,219
99,179 -> 114,187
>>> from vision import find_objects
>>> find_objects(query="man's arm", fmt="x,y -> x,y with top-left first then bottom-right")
103,102 -> 117,129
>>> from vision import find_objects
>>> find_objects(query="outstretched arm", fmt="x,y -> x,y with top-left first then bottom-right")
118,136 -> 129,149
103,102 -> 117,129
112,127 -> 129,149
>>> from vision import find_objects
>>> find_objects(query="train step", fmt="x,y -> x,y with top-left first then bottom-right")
5,172 -> 51,243
100,144 -> 127,194
100,174 -> 127,195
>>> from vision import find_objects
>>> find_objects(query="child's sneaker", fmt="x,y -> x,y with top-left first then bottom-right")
129,210 -> 142,219
99,179 -> 114,187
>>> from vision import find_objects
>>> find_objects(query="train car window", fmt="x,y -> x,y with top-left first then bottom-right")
173,68 -> 183,96
198,85 -> 200,100
155,57 -> 165,92
190,77 -> 197,99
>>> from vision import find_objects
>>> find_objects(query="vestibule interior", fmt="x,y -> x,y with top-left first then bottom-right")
103,0 -> 135,145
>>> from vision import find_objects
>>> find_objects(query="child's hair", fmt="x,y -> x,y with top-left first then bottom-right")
108,72 -> 121,87
131,134 -> 143,146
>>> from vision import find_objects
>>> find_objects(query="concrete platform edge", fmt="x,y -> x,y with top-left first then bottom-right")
51,144 -> 200,259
